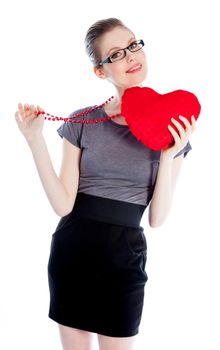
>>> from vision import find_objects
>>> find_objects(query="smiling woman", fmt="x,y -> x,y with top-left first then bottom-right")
15,17 -> 195,350
91,25 -> 148,101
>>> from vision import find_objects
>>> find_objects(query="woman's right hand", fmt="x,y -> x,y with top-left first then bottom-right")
15,103 -> 45,141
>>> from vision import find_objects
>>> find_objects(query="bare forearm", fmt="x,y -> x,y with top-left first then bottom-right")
148,156 -> 173,227
148,114 -> 195,227
27,135 -> 76,216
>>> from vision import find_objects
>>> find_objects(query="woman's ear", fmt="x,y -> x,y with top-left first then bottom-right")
93,66 -> 107,80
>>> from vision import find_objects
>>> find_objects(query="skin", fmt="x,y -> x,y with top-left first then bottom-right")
15,25 -> 196,350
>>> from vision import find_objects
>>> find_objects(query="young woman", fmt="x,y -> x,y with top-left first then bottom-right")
15,18 -> 195,350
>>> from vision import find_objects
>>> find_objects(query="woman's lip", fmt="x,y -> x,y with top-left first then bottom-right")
126,64 -> 142,73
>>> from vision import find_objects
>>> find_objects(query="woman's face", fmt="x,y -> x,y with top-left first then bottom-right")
94,26 -> 148,91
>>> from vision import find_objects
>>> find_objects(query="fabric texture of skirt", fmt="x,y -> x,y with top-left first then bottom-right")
47,192 -> 148,337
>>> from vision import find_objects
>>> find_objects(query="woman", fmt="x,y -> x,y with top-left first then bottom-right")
15,18 -> 195,350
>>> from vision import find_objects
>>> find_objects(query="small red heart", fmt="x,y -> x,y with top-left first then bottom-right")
121,86 -> 201,151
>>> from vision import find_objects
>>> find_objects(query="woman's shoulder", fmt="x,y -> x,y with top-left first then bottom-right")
68,105 -> 98,119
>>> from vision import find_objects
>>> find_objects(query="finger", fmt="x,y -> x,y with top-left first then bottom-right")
15,111 -> 22,122
178,115 -> 193,136
37,105 -> 44,112
191,115 -> 196,130
29,105 -> 42,118
26,104 -> 37,118
37,105 -> 45,114
168,124 -> 181,145
24,103 -> 30,111
29,105 -> 38,115
18,103 -> 26,119
178,115 -> 192,130
171,117 -> 185,138
20,103 -> 30,119
18,102 -> 24,113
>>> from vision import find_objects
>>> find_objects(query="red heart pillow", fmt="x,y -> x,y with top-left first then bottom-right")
121,86 -> 201,151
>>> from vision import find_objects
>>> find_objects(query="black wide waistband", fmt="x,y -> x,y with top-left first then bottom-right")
72,192 -> 147,228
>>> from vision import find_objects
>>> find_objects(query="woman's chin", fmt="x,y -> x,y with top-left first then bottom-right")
124,80 -> 145,90
125,74 -> 147,89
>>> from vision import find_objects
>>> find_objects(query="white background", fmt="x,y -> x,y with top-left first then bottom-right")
0,0 -> 219,349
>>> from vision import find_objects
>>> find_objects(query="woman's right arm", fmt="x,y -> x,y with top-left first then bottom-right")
15,103 -> 81,217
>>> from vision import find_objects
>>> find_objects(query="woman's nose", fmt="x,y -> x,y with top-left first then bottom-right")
125,49 -> 136,62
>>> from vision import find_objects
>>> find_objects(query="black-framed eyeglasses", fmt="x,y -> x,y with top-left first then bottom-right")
98,39 -> 145,66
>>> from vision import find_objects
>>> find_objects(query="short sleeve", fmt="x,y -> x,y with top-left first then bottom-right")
174,141 -> 192,158
57,106 -> 93,148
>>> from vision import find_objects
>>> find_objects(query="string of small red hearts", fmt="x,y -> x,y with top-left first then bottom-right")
36,96 -> 121,124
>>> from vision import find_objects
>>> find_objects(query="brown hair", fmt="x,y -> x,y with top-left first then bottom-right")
84,18 -> 132,67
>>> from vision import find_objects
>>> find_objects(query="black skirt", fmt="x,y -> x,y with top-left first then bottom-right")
48,192 -> 148,337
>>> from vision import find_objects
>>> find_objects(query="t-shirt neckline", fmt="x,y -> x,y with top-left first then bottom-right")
101,106 -> 129,128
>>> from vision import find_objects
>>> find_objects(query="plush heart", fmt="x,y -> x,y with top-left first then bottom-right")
121,86 -> 201,151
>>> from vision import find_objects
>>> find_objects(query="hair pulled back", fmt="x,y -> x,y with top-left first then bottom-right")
84,18 -> 131,66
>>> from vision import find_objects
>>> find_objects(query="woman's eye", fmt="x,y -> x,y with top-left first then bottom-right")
111,51 -> 123,60
129,41 -> 138,50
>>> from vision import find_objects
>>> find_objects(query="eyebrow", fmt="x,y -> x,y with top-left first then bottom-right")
106,37 -> 136,57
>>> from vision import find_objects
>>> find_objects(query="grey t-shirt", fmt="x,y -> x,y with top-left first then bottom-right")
57,106 -> 191,206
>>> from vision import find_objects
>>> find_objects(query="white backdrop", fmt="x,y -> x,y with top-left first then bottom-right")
0,0 -> 219,349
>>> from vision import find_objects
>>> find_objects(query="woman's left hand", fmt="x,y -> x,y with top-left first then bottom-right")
161,115 -> 196,159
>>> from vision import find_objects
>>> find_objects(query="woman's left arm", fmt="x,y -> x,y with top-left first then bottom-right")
148,115 -> 196,227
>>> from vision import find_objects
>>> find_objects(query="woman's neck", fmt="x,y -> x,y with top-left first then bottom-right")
115,83 -> 143,102
110,83 -> 143,111
104,86 -> 139,125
